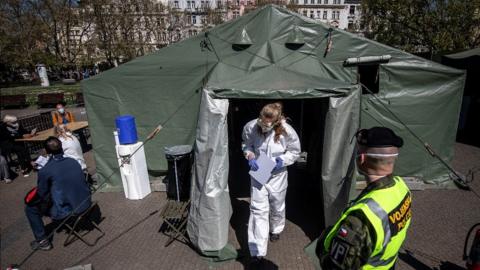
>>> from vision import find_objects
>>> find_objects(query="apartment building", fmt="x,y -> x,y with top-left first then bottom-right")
292,0 -> 361,31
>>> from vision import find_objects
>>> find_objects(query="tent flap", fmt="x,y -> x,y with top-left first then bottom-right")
187,89 -> 232,251
321,86 -> 361,226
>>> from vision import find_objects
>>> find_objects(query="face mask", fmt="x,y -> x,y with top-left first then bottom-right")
9,122 -> 19,129
261,125 -> 273,133
58,108 -> 65,114
257,118 -> 274,133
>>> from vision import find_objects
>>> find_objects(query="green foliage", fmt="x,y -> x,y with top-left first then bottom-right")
361,0 -> 480,56
0,83 -> 81,105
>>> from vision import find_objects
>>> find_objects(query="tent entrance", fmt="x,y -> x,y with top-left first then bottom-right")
227,98 -> 328,243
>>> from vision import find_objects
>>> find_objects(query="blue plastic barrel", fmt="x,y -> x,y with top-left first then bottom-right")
115,115 -> 138,145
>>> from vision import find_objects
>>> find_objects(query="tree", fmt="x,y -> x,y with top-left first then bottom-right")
29,0 -> 95,68
0,0 -> 49,68
361,0 -> 480,57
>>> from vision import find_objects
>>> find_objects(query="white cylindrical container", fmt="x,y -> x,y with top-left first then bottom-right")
115,141 -> 151,200
36,64 -> 50,87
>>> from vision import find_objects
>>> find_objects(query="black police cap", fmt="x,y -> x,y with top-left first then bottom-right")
356,127 -> 404,148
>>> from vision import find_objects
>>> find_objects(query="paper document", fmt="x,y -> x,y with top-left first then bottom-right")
249,152 -> 276,185
34,156 -> 49,169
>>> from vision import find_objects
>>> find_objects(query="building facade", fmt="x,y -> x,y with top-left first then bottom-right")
292,0 -> 361,31
62,0 -> 364,68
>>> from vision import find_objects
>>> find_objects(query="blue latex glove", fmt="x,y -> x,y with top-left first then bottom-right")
274,157 -> 283,170
248,159 -> 259,171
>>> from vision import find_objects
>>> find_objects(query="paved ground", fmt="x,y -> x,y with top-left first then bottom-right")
0,107 -> 479,269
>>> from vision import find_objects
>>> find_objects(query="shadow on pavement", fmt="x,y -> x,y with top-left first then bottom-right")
68,209 -> 160,267
398,251 -> 467,270
230,198 -> 250,267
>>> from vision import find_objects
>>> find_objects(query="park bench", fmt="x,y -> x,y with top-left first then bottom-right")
0,94 -> 28,108
37,93 -> 64,108
76,92 -> 84,106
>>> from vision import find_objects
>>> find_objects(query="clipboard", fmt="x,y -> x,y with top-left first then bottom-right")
249,152 -> 276,185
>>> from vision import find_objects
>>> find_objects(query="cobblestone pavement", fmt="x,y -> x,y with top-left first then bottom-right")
1,144 -> 479,270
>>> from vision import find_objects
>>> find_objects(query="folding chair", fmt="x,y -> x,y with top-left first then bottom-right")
159,199 -> 191,247
63,201 -> 105,247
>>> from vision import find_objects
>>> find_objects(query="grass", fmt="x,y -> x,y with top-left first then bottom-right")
0,83 -> 81,105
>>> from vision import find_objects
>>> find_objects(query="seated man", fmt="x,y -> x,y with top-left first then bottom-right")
25,137 -> 91,250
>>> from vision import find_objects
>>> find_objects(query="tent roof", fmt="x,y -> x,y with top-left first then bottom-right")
444,47 -> 480,59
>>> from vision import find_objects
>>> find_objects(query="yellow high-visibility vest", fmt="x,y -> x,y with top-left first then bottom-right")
324,176 -> 412,269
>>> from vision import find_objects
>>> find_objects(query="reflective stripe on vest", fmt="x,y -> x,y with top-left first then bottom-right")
324,176 -> 411,270
361,198 -> 394,267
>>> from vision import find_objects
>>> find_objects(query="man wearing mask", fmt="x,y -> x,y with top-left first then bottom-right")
0,115 -> 35,177
242,102 -> 301,267
317,127 -> 412,270
25,136 -> 91,250
52,102 -> 75,125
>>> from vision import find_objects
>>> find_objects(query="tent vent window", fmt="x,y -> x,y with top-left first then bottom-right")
358,64 -> 379,94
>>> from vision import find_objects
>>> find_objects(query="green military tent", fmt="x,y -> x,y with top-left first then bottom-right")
82,5 -> 465,255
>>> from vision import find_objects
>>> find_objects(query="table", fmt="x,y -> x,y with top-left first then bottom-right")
16,121 -> 88,142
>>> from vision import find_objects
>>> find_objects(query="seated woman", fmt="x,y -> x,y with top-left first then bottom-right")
53,124 -> 86,172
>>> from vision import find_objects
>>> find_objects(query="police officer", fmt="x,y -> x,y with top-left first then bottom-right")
318,127 -> 412,270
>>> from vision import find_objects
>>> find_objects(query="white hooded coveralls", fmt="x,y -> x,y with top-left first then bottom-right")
242,119 -> 301,257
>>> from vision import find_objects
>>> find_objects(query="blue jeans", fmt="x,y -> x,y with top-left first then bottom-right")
25,205 -> 48,241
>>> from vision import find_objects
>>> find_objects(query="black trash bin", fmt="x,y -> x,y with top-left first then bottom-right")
164,145 -> 193,201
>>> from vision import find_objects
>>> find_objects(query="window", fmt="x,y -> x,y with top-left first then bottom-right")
310,10 -> 314,18
323,10 -> 327,19
350,5 -> 355,15
331,10 -> 339,19
304,0 -> 307,4
324,0 -> 328,4
303,10 -> 308,17
317,10 -> 320,18
359,65 -> 380,94
192,1 -> 196,8
192,15 -> 197,24
311,0 -> 314,4
217,1 -> 221,7
174,1 -> 179,8
187,1 -> 191,8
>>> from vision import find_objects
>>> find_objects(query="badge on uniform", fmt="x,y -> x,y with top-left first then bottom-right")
329,227 -> 350,265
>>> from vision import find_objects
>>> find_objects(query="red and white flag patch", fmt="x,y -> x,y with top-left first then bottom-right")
338,227 -> 348,238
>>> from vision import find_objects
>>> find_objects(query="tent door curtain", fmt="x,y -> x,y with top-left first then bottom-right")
188,87 -> 361,254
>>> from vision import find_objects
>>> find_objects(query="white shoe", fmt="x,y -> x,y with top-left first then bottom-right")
4,179 -> 12,184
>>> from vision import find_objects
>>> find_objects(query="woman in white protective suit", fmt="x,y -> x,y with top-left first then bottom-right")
241,102 -> 301,266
